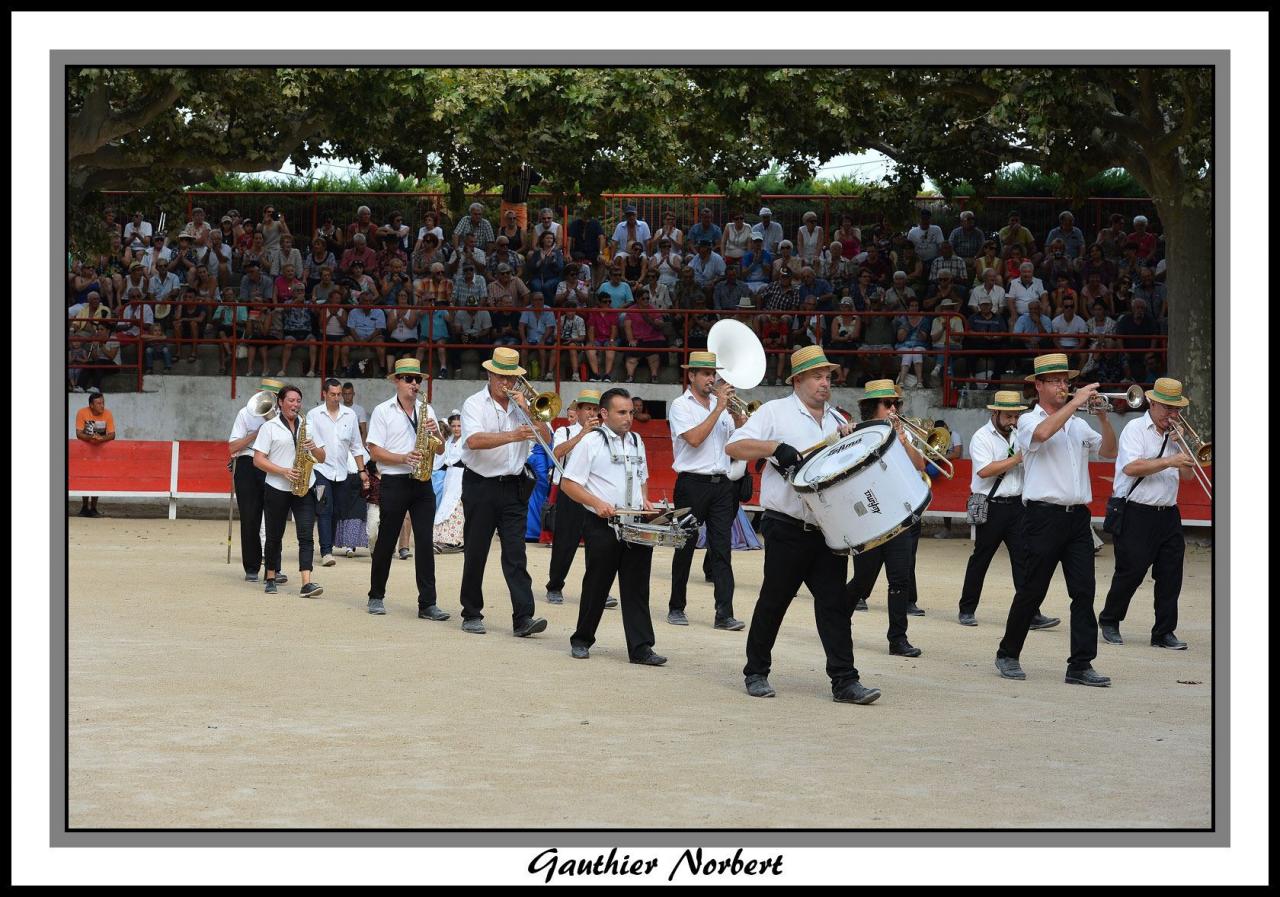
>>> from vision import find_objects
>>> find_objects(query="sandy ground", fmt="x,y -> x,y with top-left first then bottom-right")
66,516 -> 1213,829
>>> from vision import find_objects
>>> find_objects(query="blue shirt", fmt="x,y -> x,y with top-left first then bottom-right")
740,250 -> 773,283
1045,226 -> 1086,260
1014,313 -> 1052,335
520,309 -> 557,343
688,251 -> 726,287
597,280 -> 633,309
347,307 -> 386,339
687,222 -> 722,248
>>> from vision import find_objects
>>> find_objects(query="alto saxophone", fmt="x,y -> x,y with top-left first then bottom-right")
410,393 -> 444,482
291,413 -> 319,497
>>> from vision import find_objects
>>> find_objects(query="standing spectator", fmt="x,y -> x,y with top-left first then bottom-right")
524,231 -> 564,300
751,207 -> 784,254
794,211 -> 825,264
712,263 -> 752,311
519,293 -> 558,380
686,207 -> 722,255
947,210 -> 985,276
1130,215 -> 1159,261
1051,295 -> 1089,368
74,391 -> 116,517
907,208 -> 944,265
1045,210 -> 1086,262
650,209 -> 683,254
997,210 -> 1037,261
740,234 -> 773,293
1114,298 -> 1159,383
720,210 -> 752,264
610,205 -> 651,257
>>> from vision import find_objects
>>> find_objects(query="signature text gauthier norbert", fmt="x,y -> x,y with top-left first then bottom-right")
528,847 -> 784,883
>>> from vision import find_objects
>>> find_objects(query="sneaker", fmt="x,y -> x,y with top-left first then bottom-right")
832,680 -> 881,705
418,605 -> 451,621
461,618 -> 486,634
571,373 -> 581,382
744,674 -> 775,698
344,547 -> 355,558
570,644 -> 589,659
958,612 -> 978,626
714,617 -> 746,631
275,574 -> 289,585
906,603 -> 925,616
244,573 -> 258,583
264,579 -> 278,595
546,590 -> 564,605
367,598 -> 386,615
1064,666 -> 1112,687
300,582 -> 324,599
604,594 -> 618,609
630,649 -> 667,666
514,617 -> 548,638
994,655 -> 1025,680
601,375 -> 612,383
398,547 -> 412,560
321,554 -> 336,567
666,610 -> 689,626
438,367 -> 447,380
1029,613 -> 1061,630
276,369 -> 287,377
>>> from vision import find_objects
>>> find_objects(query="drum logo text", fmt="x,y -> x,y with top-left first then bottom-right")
863,490 -> 881,515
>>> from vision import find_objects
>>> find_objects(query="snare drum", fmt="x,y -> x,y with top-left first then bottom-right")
611,520 -> 691,550
789,421 -> 931,555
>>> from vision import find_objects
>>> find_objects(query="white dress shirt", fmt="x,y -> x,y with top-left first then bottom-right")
252,414 -> 327,494
1007,277 -> 1047,316
562,426 -> 648,511
366,395 -> 438,477
306,403 -> 366,482
229,406 -> 268,459
669,389 -> 735,475
460,388 -> 532,477
727,392 -> 847,523
968,420 -> 1023,498
551,422 -> 583,485
1111,412 -> 1181,507
1016,405 -> 1103,506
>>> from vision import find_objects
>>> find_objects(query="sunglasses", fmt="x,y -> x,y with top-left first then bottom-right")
397,375 -> 423,384
882,399 -> 904,408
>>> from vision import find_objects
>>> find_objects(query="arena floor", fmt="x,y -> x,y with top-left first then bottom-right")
66,517 -> 1214,829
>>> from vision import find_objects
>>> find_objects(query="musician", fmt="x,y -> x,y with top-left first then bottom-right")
1099,378 -> 1197,650
995,353 -> 1117,686
252,384 -> 327,597
228,377 -> 286,584
725,346 -> 880,704
844,380 -> 927,657
307,378 -> 369,567
364,358 -> 450,620
458,347 -> 551,638
957,391 -> 1060,630
666,351 -> 747,630
558,388 -> 667,664
545,390 -> 603,604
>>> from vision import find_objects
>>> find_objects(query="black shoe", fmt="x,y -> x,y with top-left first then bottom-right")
714,617 -> 746,631
958,612 -> 978,627
854,598 -> 868,612
1065,666 -> 1112,687
744,675 -> 775,698
1151,632 -> 1188,650
274,574 -> 288,585
1029,613 -> 1061,630
418,605 -> 451,621
906,602 -> 925,617
300,582 -> 324,599
570,644 -> 589,660
461,618 -> 485,634
630,649 -> 667,666
514,617 -> 548,638
832,680 -> 881,705
889,640 -> 922,657
666,610 -> 689,626
264,579 -> 278,595
994,656 -> 1025,680
244,573 -> 259,583
545,590 -> 564,605
1100,624 -> 1124,645
86,507 -> 102,518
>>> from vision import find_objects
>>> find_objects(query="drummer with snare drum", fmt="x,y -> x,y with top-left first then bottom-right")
557,387 -> 667,666
725,346 -> 881,705
844,380 -> 927,658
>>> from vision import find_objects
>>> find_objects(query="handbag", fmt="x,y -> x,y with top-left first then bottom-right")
1103,433 -> 1168,536
517,461 -> 537,504
542,485 -> 559,533
966,473 -> 1006,525
737,469 -> 754,504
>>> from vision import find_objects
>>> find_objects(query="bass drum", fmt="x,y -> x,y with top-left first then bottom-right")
789,421 -> 931,555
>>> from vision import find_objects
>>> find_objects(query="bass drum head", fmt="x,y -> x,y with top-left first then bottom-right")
791,421 -> 894,493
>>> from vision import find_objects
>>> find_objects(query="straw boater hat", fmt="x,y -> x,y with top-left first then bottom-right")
786,345 -> 840,384
481,346 -> 527,377
1025,352 -> 1080,382
680,351 -> 721,371
258,377 -> 285,394
1145,377 -> 1190,408
574,389 -> 601,407
387,358 -> 424,380
862,378 -> 904,401
986,390 -> 1028,412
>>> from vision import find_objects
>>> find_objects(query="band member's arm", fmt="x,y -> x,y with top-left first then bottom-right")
559,477 -> 614,519
366,440 -> 423,469
553,420 -> 597,462
675,383 -> 732,448
510,389 -> 554,444
1094,410 -> 1117,461
253,448 -> 299,481
896,426 -> 927,472
228,430 -> 258,455
725,439 -> 778,462
976,451 -> 1021,479
1032,382 -> 1098,444
464,426 -> 535,450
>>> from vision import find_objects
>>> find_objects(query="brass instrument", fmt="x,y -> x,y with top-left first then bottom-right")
410,392 -> 445,482
506,378 -> 568,479
244,389 -> 278,422
707,318 -> 766,420
290,413 -> 319,497
1169,417 -> 1213,499
1069,383 -> 1146,414
889,414 -> 955,479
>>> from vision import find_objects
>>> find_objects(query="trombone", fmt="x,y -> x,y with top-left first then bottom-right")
506,376 -> 567,478
1069,383 -> 1146,414
1169,417 -> 1213,499
888,414 -> 955,479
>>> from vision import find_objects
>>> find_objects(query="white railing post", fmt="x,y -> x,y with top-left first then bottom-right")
169,441 -> 180,520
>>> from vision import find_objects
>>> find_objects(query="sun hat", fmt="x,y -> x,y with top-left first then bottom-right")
736,297 -> 755,308
786,345 -> 839,383
1025,352 -> 1081,382
387,358 -> 424,381
680,351 -> 722,371
258,377 -> 285,394
1145,377 -> 1190,408
481,346 -> 527,377
758,207 -> 772,216
986,390 -> 1028,411
862,379 -> 903,400
574,389 -> 602,406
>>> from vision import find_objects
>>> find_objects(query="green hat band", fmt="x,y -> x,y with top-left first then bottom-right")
990,400 -> 1024,408
791,356 -> 834,376
490,358 -> 521,372
1151,389 -> 1182,403
1035,362 -> 1069,374
863,387 -> 898,399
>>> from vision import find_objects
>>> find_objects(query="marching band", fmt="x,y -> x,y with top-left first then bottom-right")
225,340 -> 1204,702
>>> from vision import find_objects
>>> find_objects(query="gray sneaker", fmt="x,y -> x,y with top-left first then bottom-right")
714,617 -> 746,631
667,609 -> 689,626
832,680 -> 882,705
461,618 -> 486,634
604,594 -> 618,609
367,598 -> 386,615
994,656 -> 1026,680
958,612 -> 978,626
744,674 -> 775,698
546,590 -> 564,605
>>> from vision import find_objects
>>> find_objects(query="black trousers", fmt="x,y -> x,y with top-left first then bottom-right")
906,520 -> 922,605
744,516 -> 859,689
847,528 -> 914,645
958,499 -> 1028,614
368,474 -> 438,610
571,514 -> 656,659
460,470 -> 536,626
545,488 -> 586,593
1100,503 -> 1185,638
233,456 -> 266,576
998,503 -> 1098,671
669,473 -> 737,620
263,484 -> 317,574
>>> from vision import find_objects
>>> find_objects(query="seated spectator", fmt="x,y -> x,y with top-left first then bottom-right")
1045,210 -> 1086,262
339,233 -> 378,277
305,238 -> 337,293
845,268 -> 881,311
686,207 -> 722,255
688,239 -> 726,291
998,211 -> 1036,261
713,263 -> 752,311
344,296 -> 387,378
787,295 -> 824,352
619,240 -> 648,285
969,267 -> 1007,315
487,235 -> 523,276
1114,297 -> 1159,383
172,233 -> 201,283
450,232 -> 488,277
279,281 -> 319,377
519,293 -> 558,380
858,293 -> 896,385
751,207 -> 784,254
524,230 -> 564,299
1116,240 -> 1152,285
1130,215 -> 1158,261
212,286 -> 249,375
412,232 -> 450,275
174,280 -> 212,364
1079,271 -> 1113,317
314,283 -> 350,376
1013,298 -> 1054,373
759,268 -> 801,312
685,291 -> 716,351
527,207 -> 561,253
972,240 -> 1003,287
121,260 -> 150,301
771,240 -> 803,281
1002,243 -> 1028,285
650,210 -> 683,254
347,205 -> 380,246
558,300 -> 587,381
75,322 -> 120,393
273,263 -> 304,307
182,206 -> 211,245
1047,275 -> 1079,317
816,240 -> 852,288
795,211 -> 825,264
1051,295 -> 1089,368
452,262 -> 488,308
488,263 -> 530,308
859,244 -> 892,288
74,391 -> 117,517
620,289 -> 665,383
567,207 -> 607,271
739,235 -> 773,292
926,269 -> 965,314
1094,213 -> 1129,263
649,236 -> 683,290
898,241 -> 927,297
452,202 -> 495,251
147,257 -> 181,305
894,297 -> 933,388
314,213 -> 345,258
720,210 -> 752,263
453,295 -> 495,354
928,241 -> 968,287
490,294 -> 522,349
832,213 -> 861,259
1132,268 -> 1168,326
585,291 -> 621,382
417,293 -> 453,379
1080,243 -> 1117,288
596,265 -> 634,309
123,210 -> 153,252
610,205 -> 651,257
1006,262 -> 1046,326
947,210 -> 985,273
268,233 -> 303,277
881,271 -> 915,312
965,297 -> 1007,385
907,208 -> 943,265
756,311 -> 789,385
1039,238 -> 1078,289
1081,300 -> 1120,382
930,297 -> 965,381
374,228 -> 409,278
380,258 -> 412,303
416,261 -> 454,305
631,396 -> 652,424
385,210 -> 413,255
555,263 -> 592,307
497,208 -> 524,257
828,297 -> 859,384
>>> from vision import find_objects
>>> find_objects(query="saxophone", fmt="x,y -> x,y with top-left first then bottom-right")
410,393 -> 444,482
291,413 -> 319,497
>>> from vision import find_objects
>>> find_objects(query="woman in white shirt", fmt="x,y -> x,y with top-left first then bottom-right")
721,211 -> 753,263
795,211 -> 825,264
433,414 -> 466,552
650,211 -> 682,253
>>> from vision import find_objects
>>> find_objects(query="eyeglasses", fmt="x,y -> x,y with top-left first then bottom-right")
397,375 -> 422,384
882,399 -> 904,409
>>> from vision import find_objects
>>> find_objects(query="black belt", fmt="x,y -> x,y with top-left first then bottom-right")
1027,500 -> 1088,513
1128,501 -> 1178,511
987,496 -> 1020,504
678,471 -> 730,484
763,510 -> 822,532
463,467 -> 523,483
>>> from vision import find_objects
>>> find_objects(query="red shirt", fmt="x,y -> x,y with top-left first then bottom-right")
586,309 -> 619,342
1133,231 -> 1158,260
626,305 -> 663,341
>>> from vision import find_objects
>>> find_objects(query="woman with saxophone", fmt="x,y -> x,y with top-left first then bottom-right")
252,384 -> 328,598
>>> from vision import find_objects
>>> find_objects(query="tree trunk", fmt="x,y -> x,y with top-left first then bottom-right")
1159,199 -> 1213,442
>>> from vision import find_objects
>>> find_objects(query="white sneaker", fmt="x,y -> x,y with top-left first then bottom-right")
321,554 -> 336,567
571,373 -> 581,381
931,364 -> 942,379
344,547 -> 355,558
305,369 -> 317,378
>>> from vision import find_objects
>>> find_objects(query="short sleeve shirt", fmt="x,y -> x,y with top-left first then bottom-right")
253,414 -> 327,493
1016,405 -> 1103,505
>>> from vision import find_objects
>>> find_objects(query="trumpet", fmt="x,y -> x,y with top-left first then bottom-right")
1068,384 -> 1146,413
718,386 -> 762,418
1169,417 -> 1213,499
888,414 -> 955,479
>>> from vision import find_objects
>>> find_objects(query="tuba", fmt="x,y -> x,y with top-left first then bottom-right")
410,392 -> 445,482
291,413 -> 319,497
245,389 -> 278,422
706,319 -> 766,481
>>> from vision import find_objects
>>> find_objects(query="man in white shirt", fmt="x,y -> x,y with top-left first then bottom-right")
750,207 -> 785,255
666,352 -> 748,630
363,359 -> 449,620
545,391 -> 602,605
968,267 -> 1007,314
1051,296 -> 1089,369
558,387 -> 666,665
458,347 -> 551,638
307,378 -> 369,568
341,382 -> 369,442
726,345 -> 879,705
227,377 -> 284,583
906,208 -> 944,264
957,392 -> 1061,630
610,205 -> 651,256
1006,262 -> 1047,325
1099,378 -> 1198,650
995,353 -> 1117,687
